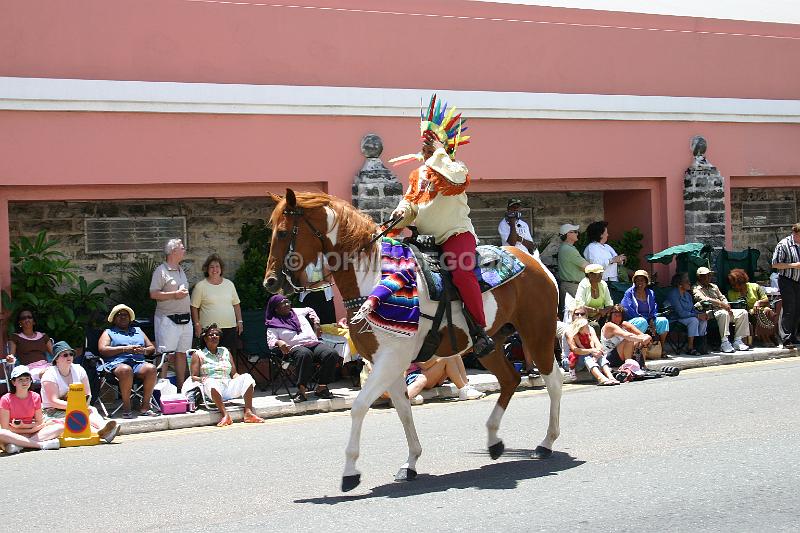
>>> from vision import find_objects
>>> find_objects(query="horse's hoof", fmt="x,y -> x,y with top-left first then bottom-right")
532,446 -> 552,459
341,474 -> 361,492
488,440 -> 505,460
395,468 -> 417,482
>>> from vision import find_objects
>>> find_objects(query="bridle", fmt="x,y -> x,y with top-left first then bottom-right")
275,206 -> 333,293
273,204 -> 403,296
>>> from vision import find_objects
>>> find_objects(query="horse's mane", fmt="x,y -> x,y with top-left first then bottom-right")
270,192 -> 377,253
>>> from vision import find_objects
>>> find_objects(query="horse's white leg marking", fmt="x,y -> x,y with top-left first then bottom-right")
538,367 -> 562,451
343,352 -> 411,478
386,376 -> 423,472
486,403 -> 505,448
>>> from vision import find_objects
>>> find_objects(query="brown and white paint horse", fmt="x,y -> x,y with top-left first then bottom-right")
264,189 -> 561,492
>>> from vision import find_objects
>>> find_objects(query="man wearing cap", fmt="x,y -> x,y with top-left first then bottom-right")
498,198 -> 535,255
771,223 -> 800,348
692,267 -> 750,353
557,223 -> 588,314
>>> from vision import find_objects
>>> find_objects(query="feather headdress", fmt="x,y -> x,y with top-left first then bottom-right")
389,93 -> 471,167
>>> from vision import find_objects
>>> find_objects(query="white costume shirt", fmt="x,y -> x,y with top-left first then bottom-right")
583,241 -> 620,281
498,218 -> 534,254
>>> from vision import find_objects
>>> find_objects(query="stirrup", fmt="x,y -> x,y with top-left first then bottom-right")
472,332 -> 496,358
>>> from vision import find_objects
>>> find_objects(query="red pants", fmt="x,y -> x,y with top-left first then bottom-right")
441,231 -> 486,328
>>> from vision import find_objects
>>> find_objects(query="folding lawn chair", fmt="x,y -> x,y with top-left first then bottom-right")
238,312 -> 293,396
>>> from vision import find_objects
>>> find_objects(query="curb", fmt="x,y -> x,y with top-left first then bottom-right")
118,348 -> 799,435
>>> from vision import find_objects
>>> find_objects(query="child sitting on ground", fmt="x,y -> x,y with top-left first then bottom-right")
566,307 -> 620,386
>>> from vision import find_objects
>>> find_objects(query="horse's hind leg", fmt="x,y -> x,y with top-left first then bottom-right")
475,348 -> 521,460
342,354 -> 409,492
385,376 -> 423,482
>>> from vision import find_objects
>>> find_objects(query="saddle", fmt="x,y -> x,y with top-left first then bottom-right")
405,230 -> 525,362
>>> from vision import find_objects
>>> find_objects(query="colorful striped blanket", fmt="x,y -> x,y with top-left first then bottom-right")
366,238 -> 420,337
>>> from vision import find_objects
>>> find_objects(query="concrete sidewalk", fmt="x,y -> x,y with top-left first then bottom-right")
117,346 -> 799,435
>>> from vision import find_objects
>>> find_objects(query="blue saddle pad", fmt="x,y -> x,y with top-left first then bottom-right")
419,245 -> 525,302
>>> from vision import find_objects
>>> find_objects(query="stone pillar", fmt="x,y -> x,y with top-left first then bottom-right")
683,136 -> 726,249
352,134 -> 404,223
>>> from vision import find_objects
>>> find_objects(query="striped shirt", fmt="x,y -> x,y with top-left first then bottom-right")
772,234 -> 800,282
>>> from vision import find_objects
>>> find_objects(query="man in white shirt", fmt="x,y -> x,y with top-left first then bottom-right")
498,198 -> 535,254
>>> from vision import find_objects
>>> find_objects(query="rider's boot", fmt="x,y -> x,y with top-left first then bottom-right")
472,328 -> 496,357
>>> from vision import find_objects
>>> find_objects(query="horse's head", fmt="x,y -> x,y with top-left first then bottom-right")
264,189 -> 335,295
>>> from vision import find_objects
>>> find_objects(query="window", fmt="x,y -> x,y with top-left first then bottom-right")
85,217 -> 187,254
742,201 -> 796,228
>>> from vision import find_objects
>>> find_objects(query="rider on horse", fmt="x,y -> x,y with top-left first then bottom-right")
360,94 -> 495,357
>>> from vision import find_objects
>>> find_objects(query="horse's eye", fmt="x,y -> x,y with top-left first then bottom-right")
277,230 -> 288,239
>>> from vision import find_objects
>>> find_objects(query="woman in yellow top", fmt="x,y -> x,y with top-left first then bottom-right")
727,268 -> 779,346
190,254 -> 243,352
574,264 -> 614,321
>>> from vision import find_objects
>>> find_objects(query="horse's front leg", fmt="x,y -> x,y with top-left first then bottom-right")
342,354 -> 410,492
385,375 -> 422,482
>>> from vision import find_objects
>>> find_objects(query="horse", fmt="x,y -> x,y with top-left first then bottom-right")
264,189 -> 561,492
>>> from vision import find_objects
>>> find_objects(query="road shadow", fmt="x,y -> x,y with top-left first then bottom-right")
295,450 -> 584,504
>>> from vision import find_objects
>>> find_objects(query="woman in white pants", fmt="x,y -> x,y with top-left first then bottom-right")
184,324 -> 264,427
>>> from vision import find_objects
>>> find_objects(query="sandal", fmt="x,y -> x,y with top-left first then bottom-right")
216,415 -> 233,427
122,411 -> 135,419
138,409 -> 160,417
685,348 -> 700,356
243,413 -> 265,424
598,379 -> 619,386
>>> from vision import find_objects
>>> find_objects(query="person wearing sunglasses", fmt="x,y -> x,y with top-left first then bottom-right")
6,308 -> 53,382
0,365 -> 62,454
184,324 -> 264,426
40,342 -> 119,443
565,306 -> 620,386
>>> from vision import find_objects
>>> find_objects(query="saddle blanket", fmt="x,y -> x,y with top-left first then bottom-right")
413,244 -> 526,301
365,238 -> 420,337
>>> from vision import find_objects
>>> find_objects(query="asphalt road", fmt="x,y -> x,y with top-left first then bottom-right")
3,358 -> 799,532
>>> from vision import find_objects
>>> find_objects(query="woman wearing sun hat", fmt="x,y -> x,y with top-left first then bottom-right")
97,304 -> 159,418
620,269 -> 670,354
574,264 -> 614,322
40,341 -> 119,443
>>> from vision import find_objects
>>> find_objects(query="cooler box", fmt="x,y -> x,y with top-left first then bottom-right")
160,393 -> 189,415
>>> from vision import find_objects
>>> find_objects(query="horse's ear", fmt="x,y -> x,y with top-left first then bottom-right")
286,189 -> 297,208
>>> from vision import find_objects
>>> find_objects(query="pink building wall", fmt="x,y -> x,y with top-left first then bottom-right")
2,0 -> 800,297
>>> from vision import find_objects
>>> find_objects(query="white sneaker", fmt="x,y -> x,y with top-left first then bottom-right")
719,339 -> 735,354
39,439 -> 60,451
3,443 -> 21,454
732,338 -> 750,351
411,395 -> 424,406
458,386 -> 485,401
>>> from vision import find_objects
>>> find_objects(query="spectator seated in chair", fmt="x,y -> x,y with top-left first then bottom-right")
620,269 -> 670,356
666,272 -> 710,355
41,341 -> 119,443
404,357 -> 485,405
5,308 -> 53,383
600,305 -> 652,368
565,306 -> 620,386
0,365 -> 62,454
727,268 -> 781,347
97,304 -> 159,419
265,295 -> 341,403
692,267 -> 751,353
183,324 -> 264,427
